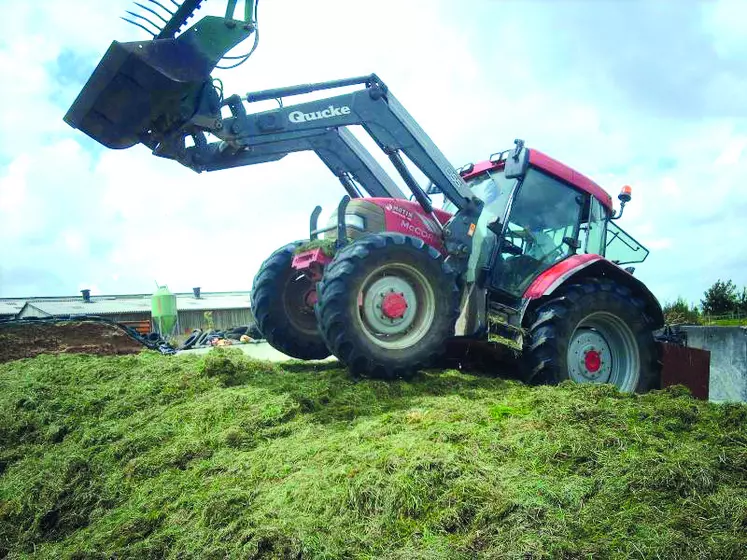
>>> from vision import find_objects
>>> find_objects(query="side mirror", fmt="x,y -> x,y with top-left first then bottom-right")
505,139 -> 529,179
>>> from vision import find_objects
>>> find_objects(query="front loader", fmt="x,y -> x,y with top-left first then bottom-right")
65,0 -> 697,393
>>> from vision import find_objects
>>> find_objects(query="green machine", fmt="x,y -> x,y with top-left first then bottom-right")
152,285 -> 178,336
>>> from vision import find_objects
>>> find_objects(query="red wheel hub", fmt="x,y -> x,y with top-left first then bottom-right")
381,292 -> 408,319
584,350 -> 601,373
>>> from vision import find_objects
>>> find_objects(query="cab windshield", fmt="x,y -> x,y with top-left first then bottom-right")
443,169 -> 516,219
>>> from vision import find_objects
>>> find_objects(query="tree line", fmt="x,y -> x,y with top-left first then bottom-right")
663,279 -> 747,325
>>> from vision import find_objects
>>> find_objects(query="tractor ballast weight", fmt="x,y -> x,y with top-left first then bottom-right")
64,1 -> 254,150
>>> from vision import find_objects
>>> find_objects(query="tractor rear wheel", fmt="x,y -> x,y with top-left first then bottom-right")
524,277 -> 659,393
315,233 -> 460,379
251,242 -> 330,360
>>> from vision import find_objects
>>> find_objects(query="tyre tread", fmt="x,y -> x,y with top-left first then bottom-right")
316,234 -> 459,379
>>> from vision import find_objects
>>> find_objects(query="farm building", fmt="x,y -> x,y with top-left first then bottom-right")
0,300 -> 25,321
0,289 -> 253,334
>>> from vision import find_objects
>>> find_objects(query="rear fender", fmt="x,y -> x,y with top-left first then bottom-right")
521,255 -> 664,329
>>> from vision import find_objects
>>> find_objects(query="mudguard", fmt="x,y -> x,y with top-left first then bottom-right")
522,254 -> 664,329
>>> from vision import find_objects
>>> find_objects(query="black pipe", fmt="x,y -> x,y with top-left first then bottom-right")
337,174 -> 361,199
309,206 -> 322,240
386,151 -> 433,214
336,196 -> 351,248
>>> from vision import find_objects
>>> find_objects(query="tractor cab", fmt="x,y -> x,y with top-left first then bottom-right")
445,146 -> 650,305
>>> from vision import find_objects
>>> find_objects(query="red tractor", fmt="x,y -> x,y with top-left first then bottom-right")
252,143 -> 660,392
65,0 -> 663,392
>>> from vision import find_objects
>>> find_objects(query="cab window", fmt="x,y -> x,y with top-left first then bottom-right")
605,222 -> 649,264
491,169 -> 583,296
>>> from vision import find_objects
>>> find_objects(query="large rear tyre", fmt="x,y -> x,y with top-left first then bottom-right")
251,242 -> 330,360
315,233 -> 460,379
524,277 -> 659,393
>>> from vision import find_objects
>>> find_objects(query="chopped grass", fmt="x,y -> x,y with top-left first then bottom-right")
1,349 -> 745,559
708,318 -> 747,326
487,313 -> 523,351
293,239 -> 337,257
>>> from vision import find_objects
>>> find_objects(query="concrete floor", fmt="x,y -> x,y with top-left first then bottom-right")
178,341 -> 337,363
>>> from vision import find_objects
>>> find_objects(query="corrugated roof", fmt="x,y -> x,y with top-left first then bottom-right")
0,301 -> 25,316
0,292 -> 251,317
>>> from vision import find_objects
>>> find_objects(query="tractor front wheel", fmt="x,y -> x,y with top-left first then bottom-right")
524,277 -> 659,393
251,242 -> 330,360
315,233 -> 460,379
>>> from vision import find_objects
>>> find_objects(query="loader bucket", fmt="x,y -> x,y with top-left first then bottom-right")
64,14 -> 253,150
64,39 -> 209,149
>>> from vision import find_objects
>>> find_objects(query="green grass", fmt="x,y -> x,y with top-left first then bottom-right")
294,239 -> 337,257
708,318 -> 747,327
1,350 -> 746,559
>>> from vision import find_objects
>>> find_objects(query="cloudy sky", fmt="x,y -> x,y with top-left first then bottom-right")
1,0 -> 745,306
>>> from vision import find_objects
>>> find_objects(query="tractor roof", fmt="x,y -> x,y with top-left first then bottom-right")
462,149 -> 614,212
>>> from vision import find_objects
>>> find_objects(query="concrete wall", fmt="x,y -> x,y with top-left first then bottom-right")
679,326 -> 747,403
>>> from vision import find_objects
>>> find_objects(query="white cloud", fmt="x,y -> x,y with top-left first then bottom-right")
714,137 -> 747,167
0,0 -> 746,309
704,0 -> 747,57
0,155 -> 30,217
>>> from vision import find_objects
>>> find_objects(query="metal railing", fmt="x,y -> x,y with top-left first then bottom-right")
702,312 -> 747,326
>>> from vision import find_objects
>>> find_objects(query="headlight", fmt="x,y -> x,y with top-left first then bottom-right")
345,214 -> 366,230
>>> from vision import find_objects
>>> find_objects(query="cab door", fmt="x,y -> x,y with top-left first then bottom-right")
487,169 -> 585,299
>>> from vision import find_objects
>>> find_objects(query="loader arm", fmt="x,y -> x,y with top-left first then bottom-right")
64,2 -> 484,267
152,74 -> 484,261
174,125 -> 406,200
162,74 -> 477,215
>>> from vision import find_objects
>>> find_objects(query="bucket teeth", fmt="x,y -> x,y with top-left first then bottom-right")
122,0 -> 204,38
121,17 -> 157,37
124,10 -> 163,33
145,0 -> 176,16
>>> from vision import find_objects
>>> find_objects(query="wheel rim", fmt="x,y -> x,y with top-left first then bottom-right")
357,262 -> 436,350
282,273 -> 318,336
567,311 -> 640,391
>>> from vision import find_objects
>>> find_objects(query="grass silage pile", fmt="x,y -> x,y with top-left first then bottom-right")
1,350 -> 745,559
